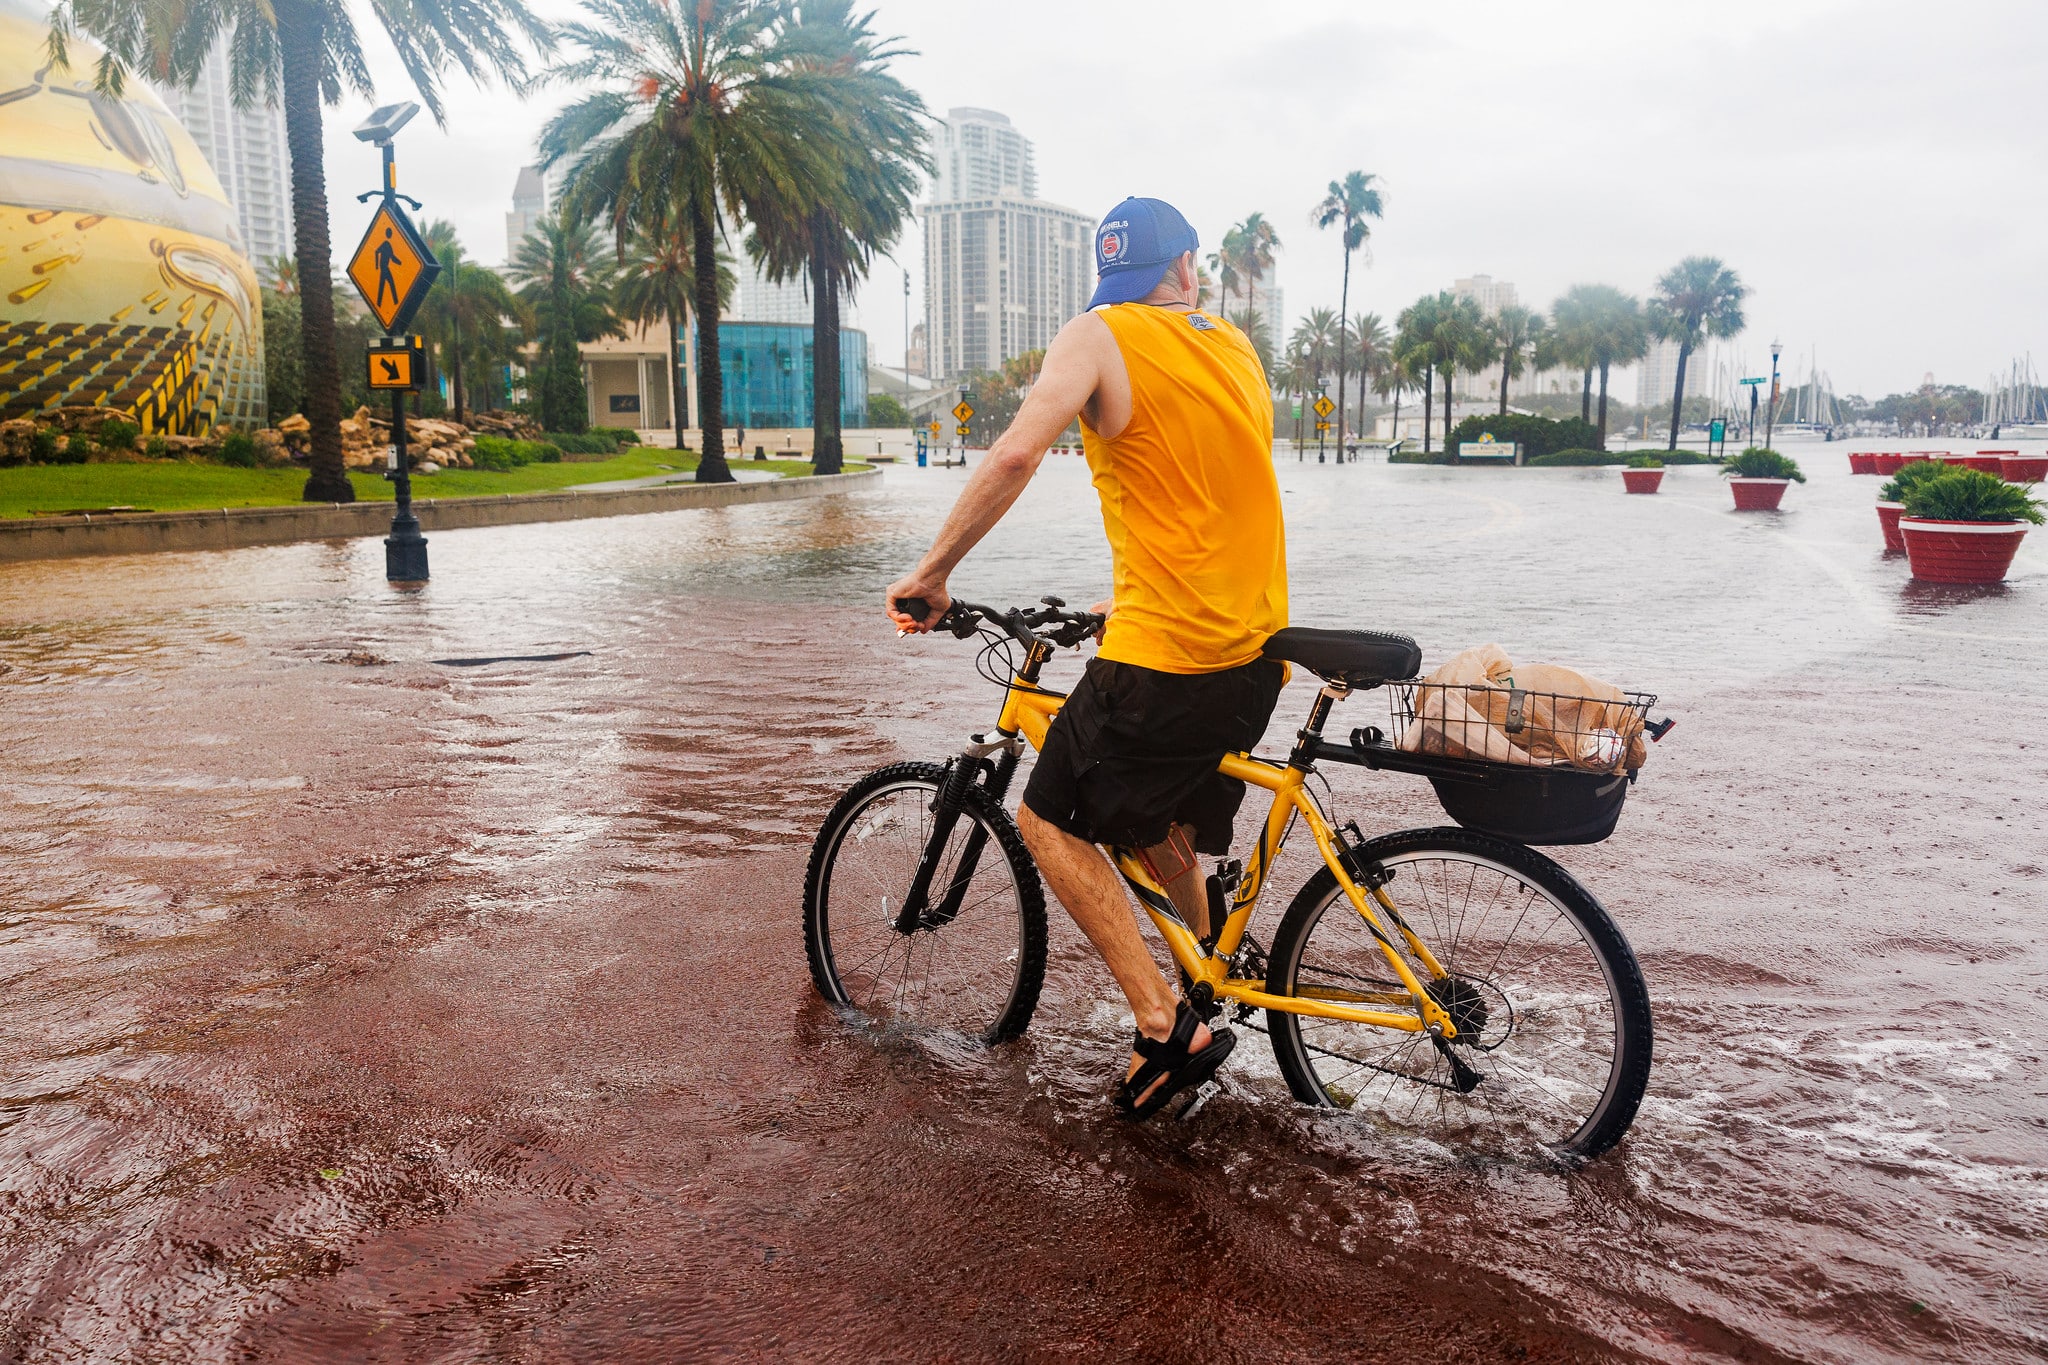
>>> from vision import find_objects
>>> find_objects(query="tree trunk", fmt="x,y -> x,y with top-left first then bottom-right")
668,310 -> 688,449
1498,344 -> 1511,415
1443,362 -> 1456,464
1391,386 -> 1401,447
1333,245 -> 1351,457
450,270 -> 465,424
1596,359 -> 1611,449
690,195 -> 733,482
279,3 -> 350,502
1668,343 -> 1690,452
1421,366 -> 1433,454
810,217 -> 843,476
1580,367 -> 1592,424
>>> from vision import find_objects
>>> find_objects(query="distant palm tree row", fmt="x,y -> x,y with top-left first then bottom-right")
1264,256 -> 1745,455
53,0 -> 927,496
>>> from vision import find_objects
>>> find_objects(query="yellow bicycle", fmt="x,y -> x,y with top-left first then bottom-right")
804,597 -> 1658,1158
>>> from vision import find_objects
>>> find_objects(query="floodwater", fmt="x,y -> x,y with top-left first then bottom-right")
2,442 -> 2045,1362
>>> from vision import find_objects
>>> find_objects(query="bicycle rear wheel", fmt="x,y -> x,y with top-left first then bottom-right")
1264,826 -> 1652,1159
804,762 -> 1047,1044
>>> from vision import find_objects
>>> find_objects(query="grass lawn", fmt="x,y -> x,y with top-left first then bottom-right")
0,450 -> 863,520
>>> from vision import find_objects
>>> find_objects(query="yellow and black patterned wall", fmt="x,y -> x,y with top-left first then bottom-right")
0,0 -> 265,434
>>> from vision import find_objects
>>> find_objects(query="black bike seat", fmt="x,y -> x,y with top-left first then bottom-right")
1261,627 -> 1421,688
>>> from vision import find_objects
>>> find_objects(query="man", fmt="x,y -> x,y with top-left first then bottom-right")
886,197 -> 1288,1120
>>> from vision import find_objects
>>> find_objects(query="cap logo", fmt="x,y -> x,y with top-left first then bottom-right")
1099,230 -> 1125,265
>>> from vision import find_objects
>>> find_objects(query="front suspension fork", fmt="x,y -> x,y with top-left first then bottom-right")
893,740 -> 1020,933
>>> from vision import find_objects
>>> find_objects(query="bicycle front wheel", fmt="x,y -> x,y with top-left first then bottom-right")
1264,827 -> 1652,1159
803,762 -> 1047,1044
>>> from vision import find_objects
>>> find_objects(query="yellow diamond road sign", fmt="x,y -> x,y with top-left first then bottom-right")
1313,395 -> 1335,419
348,200 -> 440,334
951,400 -> 976,424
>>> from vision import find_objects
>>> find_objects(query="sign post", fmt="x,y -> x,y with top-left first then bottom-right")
1708,417 -> 1727,459
951,396 -> 975,467
1313,393 -> 1334,463
1739,377 -> 1766,450
347,102 -> 440,586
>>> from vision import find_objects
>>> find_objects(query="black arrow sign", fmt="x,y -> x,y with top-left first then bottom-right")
380,358 -> 400,380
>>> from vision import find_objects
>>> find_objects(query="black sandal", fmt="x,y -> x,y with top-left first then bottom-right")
1113,1001 -> 1236,1121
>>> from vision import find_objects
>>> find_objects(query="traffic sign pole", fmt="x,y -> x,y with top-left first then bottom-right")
349,105 -> 438,585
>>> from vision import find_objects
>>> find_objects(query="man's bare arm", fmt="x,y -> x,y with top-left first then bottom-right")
885,314 -> 1112,629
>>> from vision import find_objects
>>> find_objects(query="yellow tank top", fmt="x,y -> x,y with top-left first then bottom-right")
1080,304 -> 1288,674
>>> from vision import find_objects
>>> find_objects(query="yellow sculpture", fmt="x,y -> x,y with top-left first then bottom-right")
0,0 -> 265,434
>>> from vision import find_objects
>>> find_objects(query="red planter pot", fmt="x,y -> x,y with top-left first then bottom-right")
1848,452 -> 1878,475
1876,501 -> 1906,552
1947,454 -> 2004,475
1899,518 -> 2030,583
1999,456 -> 2048,483
1729,477 -> 1791,510
1873,453 -> 1908,476
1622,468 -> 1664,494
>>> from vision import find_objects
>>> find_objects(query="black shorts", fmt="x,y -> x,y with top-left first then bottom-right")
1021,655 -> 1287,855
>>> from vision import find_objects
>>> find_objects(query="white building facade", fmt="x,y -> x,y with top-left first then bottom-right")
151,44 -> 292,267
919,108 -> 1093,380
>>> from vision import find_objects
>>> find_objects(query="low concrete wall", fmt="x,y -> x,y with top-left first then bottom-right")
0,469 -> 881,563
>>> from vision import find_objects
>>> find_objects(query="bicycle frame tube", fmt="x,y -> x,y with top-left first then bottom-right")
997,673 -> 1457,1039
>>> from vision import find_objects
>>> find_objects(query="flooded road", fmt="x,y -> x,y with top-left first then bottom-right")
2,444 -> 2045,1362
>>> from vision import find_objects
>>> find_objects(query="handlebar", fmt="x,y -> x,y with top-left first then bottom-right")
895,595 -> 1105,650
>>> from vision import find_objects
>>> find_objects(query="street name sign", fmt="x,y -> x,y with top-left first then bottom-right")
348,200 -> 440,334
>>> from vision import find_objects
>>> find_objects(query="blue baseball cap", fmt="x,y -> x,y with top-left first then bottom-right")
1089,197 -> 1199,309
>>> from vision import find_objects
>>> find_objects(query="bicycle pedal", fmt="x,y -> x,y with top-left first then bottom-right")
1174,1081 -> 1219,1123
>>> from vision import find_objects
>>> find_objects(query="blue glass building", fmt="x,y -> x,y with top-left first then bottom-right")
716,322 -> 869,429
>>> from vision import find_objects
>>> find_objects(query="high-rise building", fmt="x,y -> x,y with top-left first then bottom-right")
930,108 -> 1036,202
151,43 -> 292,267
1637,338 -> 1713,411
506,165 -> 547,262
1452,273 -> 1518,316
920,108 -> 1093,381
731,257 -> 812,325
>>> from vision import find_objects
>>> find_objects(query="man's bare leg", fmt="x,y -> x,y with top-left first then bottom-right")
1017,806 -> 1213,1095
1143,822 -> 1209,939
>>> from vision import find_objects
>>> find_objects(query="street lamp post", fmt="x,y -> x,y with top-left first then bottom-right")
1765,340 -> 1783,451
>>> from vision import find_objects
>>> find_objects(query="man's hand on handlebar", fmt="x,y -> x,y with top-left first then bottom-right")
885,572 -> 950,633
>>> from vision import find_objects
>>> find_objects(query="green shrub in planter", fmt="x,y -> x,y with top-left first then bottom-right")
1627,454 -> 1664,469
1878,459 -> 1947,503
218,432 -> 259,467
1444,413 -> 1598,457
1901,467 -> 2044,524
1722,447 -> 1804,481
471,434 -> 564,470
30,428 -> 61,463
143,435 -> 170,459
58,433 -> 92,463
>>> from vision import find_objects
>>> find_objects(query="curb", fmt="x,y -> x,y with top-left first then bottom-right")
0,469 -> 882,563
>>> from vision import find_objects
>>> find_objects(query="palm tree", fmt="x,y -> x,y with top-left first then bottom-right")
418,222 -> 530,424
1488,303 -> 1542,417
1381,351 -> 1418,447
1394,296 -> 1440,454
1647,256 -> 1746,451
1433,294 -> 1492,459
1275,341 -> 1310,450
615,229 -> 735,449
510,214 -> 622,433
1235,212 -> 1280,328
543,0 -> 836,482
1347,311 -> 1389,434
747,0 -> 928,475
49,0 -> 547,503
1313,171 -> 1385,453
1207,225 -> 1245,320
1566,286 -> 1647,449
1546,286 -> 1607,424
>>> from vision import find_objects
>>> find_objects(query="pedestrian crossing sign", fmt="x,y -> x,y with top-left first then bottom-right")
952,399 -> 976,424
1313,394 -> 1335,419
348,200 -> 440,334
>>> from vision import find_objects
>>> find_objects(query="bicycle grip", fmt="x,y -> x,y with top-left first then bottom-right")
896,596 -> 931,623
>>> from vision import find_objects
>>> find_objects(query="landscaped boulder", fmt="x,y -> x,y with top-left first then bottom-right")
0,418 -> 31,465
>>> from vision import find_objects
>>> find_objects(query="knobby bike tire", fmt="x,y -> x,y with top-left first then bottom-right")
803,761 -> 1049,1044
1263,826 -> 1653,1159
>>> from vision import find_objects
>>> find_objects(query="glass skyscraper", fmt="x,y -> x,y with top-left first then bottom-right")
716,322 -> 869,429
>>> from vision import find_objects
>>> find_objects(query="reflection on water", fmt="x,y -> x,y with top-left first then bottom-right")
0,441 -> 2044,1362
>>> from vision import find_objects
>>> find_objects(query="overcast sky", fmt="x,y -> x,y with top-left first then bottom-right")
319,0 -> 2046,403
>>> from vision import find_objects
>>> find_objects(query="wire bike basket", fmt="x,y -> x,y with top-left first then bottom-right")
1325,681 -> 1668,846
